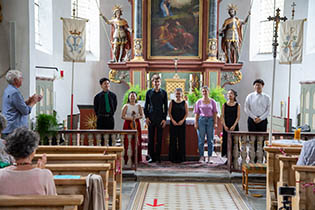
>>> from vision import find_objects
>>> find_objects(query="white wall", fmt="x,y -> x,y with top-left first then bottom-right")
220,0 -> 315,130
0,0 -> 30,109
22,0 -> 130,129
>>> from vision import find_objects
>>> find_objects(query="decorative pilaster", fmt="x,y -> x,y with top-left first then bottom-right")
131,0 -> 144,61
206,0 -> 218,61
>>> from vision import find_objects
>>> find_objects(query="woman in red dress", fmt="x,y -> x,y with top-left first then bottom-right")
121,91 -> 143,164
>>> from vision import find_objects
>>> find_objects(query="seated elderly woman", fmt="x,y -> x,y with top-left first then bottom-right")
0,114 -> 14,167
0,127 -> 56,195
297,139 -> 315,166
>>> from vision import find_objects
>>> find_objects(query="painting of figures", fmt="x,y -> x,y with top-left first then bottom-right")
148,0 -> 202,59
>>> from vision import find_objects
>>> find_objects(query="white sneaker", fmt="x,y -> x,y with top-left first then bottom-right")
208,157 -> 213,164
199,156 -> 205,163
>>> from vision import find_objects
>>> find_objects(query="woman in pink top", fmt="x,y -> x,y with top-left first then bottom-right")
194,86 -> 218,163
0,127 -> 56,195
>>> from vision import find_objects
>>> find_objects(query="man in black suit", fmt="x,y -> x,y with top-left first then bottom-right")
94,77 -> 117,130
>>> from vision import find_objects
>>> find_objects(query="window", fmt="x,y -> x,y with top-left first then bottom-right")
257,0 -> 284,54
71,0 -> 100,60
34,0 -> 53,54
34,0 -> 40,46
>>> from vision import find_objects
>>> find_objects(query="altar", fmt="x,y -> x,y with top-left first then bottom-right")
106,0 -> 244,91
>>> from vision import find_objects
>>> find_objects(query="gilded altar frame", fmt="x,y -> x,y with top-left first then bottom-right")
147,0 -> 203,59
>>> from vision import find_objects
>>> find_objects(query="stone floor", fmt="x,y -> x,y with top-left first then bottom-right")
121,171 -> 266,210
121,151 -> 266,210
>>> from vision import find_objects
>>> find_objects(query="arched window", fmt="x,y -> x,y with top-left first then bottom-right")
34,0 -> 53,54
258,0 -> 284,54
250,0 -> 284,59
71,0 -> 100,60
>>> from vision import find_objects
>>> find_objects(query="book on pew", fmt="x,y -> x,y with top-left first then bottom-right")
54,175 -> 81,179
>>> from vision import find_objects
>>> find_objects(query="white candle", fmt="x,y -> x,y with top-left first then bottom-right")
189,74 -> 192,92
200,73 -> 203,86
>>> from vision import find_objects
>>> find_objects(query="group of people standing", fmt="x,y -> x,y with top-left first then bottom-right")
93,74 -> 271,165
0,69 -> 270,167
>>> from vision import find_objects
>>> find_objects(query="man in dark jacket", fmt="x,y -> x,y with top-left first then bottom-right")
144,74 -> 168,163
94,78 -> 117,130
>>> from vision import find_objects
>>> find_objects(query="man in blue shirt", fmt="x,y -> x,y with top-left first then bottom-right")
297,139 -> 315,166
1,70 -> 42,138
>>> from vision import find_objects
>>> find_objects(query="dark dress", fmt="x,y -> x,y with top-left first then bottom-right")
169,100 -> 186,163
222,102 -> 239,157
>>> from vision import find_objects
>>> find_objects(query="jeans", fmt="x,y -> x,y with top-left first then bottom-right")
197,116 -> 214,157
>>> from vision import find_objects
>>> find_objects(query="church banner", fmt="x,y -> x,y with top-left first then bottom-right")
63,18 -> 86,62
279,19 -> 304,64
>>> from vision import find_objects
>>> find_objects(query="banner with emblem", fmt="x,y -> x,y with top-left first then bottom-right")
279,19 -> 304,64
63,18 -> 86,62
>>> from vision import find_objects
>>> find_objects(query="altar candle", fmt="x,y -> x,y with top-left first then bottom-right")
189,74 -> 192,92
200,74 -> 203,86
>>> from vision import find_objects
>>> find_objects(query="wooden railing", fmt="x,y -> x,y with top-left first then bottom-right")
227,131 -> 315,172
39,129 -> 138,170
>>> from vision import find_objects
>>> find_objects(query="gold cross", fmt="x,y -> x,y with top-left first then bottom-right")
267,8 -> 287,58
291,2 -> 296,20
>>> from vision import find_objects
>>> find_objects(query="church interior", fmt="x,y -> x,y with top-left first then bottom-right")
0,0 -> 315,209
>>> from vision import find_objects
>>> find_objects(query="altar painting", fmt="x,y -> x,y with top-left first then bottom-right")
147,0 -> 203,59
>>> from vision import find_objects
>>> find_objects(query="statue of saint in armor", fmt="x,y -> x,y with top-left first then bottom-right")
101,5 -> 131,62
220,4 -> 250,63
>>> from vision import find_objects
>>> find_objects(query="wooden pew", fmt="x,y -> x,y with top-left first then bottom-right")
292,165 -> 315,210
34,153 -> 117,210
277,155 -> 299,208
37,146 -> 124,210
46,163 -> 110,210
264,146 -> 301,210
0,194 -> 83,210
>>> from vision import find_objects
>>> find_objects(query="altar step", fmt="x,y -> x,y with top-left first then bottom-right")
123,169 -> 266,183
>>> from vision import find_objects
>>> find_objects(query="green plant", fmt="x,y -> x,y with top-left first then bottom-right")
123,85 -> 147,105
36,113 -> 59,141
209,86 -> 227,108
187,88 -> 202,106
187,86 -> 226,107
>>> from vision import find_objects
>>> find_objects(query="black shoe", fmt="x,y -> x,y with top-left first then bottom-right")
146,155 -> 151,161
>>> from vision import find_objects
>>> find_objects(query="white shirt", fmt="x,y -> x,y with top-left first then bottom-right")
244,91 -> 271,121
125,103 -> 141,118
297,139 -> 315,166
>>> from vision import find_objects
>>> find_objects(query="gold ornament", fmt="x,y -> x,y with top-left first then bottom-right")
227,4 -> 238,11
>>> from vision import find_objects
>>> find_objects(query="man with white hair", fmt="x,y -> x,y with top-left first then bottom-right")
1,70 -> 42,138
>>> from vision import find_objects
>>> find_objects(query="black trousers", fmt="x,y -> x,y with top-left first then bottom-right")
148,123 -> 163,161
97,116 -> 114,145
247,117 -> 268,132
169,123 -> 186,162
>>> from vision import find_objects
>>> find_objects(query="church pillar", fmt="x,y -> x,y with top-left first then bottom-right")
128,62 -> 148,89
131,0 -> 144,61
206,0 -> 218,61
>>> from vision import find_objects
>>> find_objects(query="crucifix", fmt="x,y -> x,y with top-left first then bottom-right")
291,2 -> 296,20
267,8 -> 287,145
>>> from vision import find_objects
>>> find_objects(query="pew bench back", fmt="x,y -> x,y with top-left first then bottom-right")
0,194 -> 83,210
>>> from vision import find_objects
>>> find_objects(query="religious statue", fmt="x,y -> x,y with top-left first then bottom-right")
220,4 -> 250,63
100,5 -> 131,63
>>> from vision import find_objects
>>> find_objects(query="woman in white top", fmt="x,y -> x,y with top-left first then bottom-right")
121,91 -> 144,163
0,127 -> 56,195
